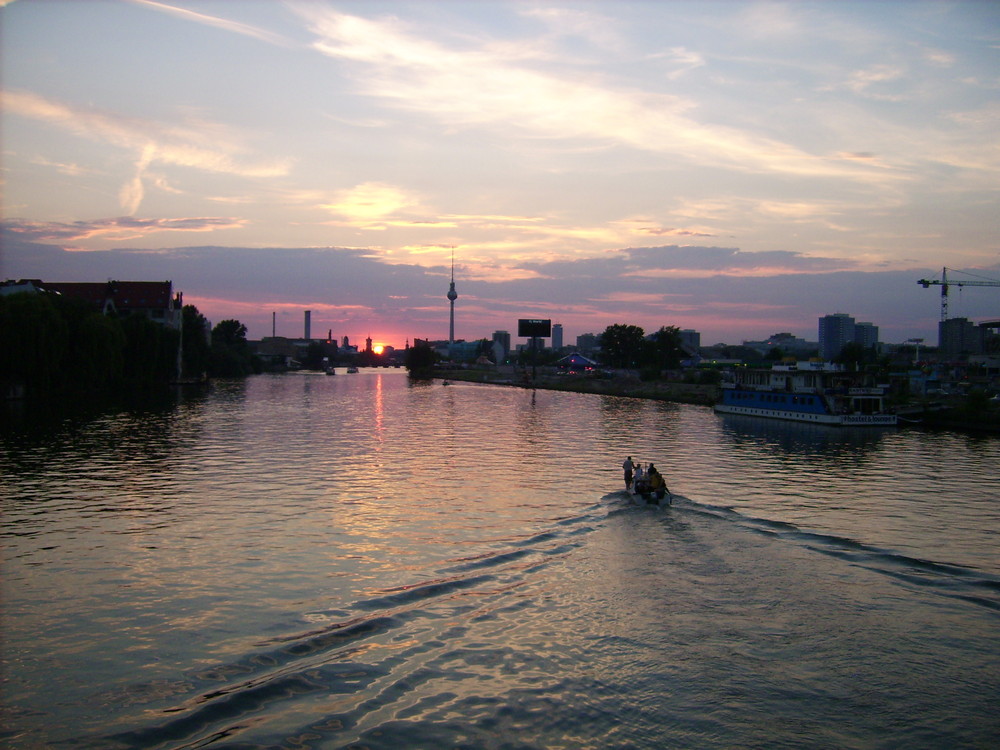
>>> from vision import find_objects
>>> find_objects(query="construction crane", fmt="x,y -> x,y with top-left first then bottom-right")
917,267 -> 1000,321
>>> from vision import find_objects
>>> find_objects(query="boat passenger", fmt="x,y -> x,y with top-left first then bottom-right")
633,463 -> 648,494
623,456 -> 635,489
647,464 -> 668,500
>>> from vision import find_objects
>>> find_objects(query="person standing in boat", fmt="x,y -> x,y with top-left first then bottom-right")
623,456 -> 636,489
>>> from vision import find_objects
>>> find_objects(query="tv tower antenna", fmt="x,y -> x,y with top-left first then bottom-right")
447,248 -> 458,353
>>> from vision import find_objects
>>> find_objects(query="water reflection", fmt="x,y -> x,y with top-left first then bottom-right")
718,413 -> 893,457
1,373 -> 999,749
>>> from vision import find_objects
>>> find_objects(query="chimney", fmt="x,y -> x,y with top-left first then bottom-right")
304,310 -> 311,340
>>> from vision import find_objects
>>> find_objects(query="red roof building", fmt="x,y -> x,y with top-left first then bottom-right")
39,280 -> 182,328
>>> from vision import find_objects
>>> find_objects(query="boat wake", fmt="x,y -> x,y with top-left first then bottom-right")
682,500 -> 1000,613
89,506 -> 608,750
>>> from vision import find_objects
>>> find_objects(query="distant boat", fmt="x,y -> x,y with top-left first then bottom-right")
714,362 -> 897,426
346,366 -> 359,374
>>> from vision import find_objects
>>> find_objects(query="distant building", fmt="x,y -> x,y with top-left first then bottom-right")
744,332 -> 817,357
491,340 -> 506,364
939,317 -> 985,360
552,323 -> 564,350
855,321 -> 879,349
492,330 -> 511,358
819,313 -> 856,360
0,279 -> 43,296
819,313 -> 880,360
449,340 -> 479,360
254,337 -> 300,368
576,333 -> 599,354
556,353 -> 598,371
679,329 -> 701,353
6,279 -> 184,330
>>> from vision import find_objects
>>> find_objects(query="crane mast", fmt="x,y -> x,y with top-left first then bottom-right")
917,267 -> 1000,321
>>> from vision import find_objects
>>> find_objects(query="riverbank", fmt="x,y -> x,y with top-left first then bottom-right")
433,367 -> 999,433
434,367 -> 719,405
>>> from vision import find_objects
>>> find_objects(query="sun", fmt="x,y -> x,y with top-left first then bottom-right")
373,344 -> 385,355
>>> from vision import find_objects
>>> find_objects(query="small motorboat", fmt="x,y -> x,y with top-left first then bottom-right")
629,486 -> 672,507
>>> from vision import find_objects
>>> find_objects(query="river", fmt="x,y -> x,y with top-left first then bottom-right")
2,370 -> 998,749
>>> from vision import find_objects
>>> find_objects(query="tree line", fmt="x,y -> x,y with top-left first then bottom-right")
0,291 -> 259,397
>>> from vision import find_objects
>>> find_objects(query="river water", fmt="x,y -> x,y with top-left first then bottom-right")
2,370 -> 998,749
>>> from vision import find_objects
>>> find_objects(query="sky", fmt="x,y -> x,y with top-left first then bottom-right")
2,0 -> 999,349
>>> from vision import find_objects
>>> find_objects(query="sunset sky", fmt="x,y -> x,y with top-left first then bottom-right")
2,0 -> 999,348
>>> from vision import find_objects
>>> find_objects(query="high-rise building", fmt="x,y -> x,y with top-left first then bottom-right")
939,318 -> 985,360
552,324 -> 563,350
679,329 -> 701,352
492,330 -> 511,358
819,313 -> 856,360
819,313 -> 881,360
855,321 -> 879,349
304,310 -> 311,340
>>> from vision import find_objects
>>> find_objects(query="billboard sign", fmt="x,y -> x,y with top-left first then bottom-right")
518,318 -> 552,338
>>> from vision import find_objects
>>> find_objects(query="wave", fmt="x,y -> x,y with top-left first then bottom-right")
681,499 -> 1000,612
88,509 -> 601,750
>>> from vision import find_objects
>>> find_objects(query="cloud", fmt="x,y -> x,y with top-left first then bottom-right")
2,217 -> 246,244
844,64 -> 908,101
126,0 -> 293,46
649,47 -> 707,80
120,144 -> 157,215
521,246 -> 854,281
921,47 -> 956,67
29,156 -> 91,177
1,89 -> 292,213
322,182 -> 421,224
517,6 -> 626,53
297,7 -> 893,183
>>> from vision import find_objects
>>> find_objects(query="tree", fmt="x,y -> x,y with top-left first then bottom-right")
648,326 -> 684,370
210,319 -> 258,377
475,338 -> 493,359
599,324 -> 646,368
78,312 -> 126,390
121,313 -> 178,384
0,292 -> 68,394
182,304 -> 211,379
405,341 -> 437,378
212,319 -> 248,347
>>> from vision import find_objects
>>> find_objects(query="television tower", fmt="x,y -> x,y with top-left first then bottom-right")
447,249 -> 458,352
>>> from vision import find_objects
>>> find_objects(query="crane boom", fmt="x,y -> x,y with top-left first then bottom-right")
917,267 -> 1000,321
